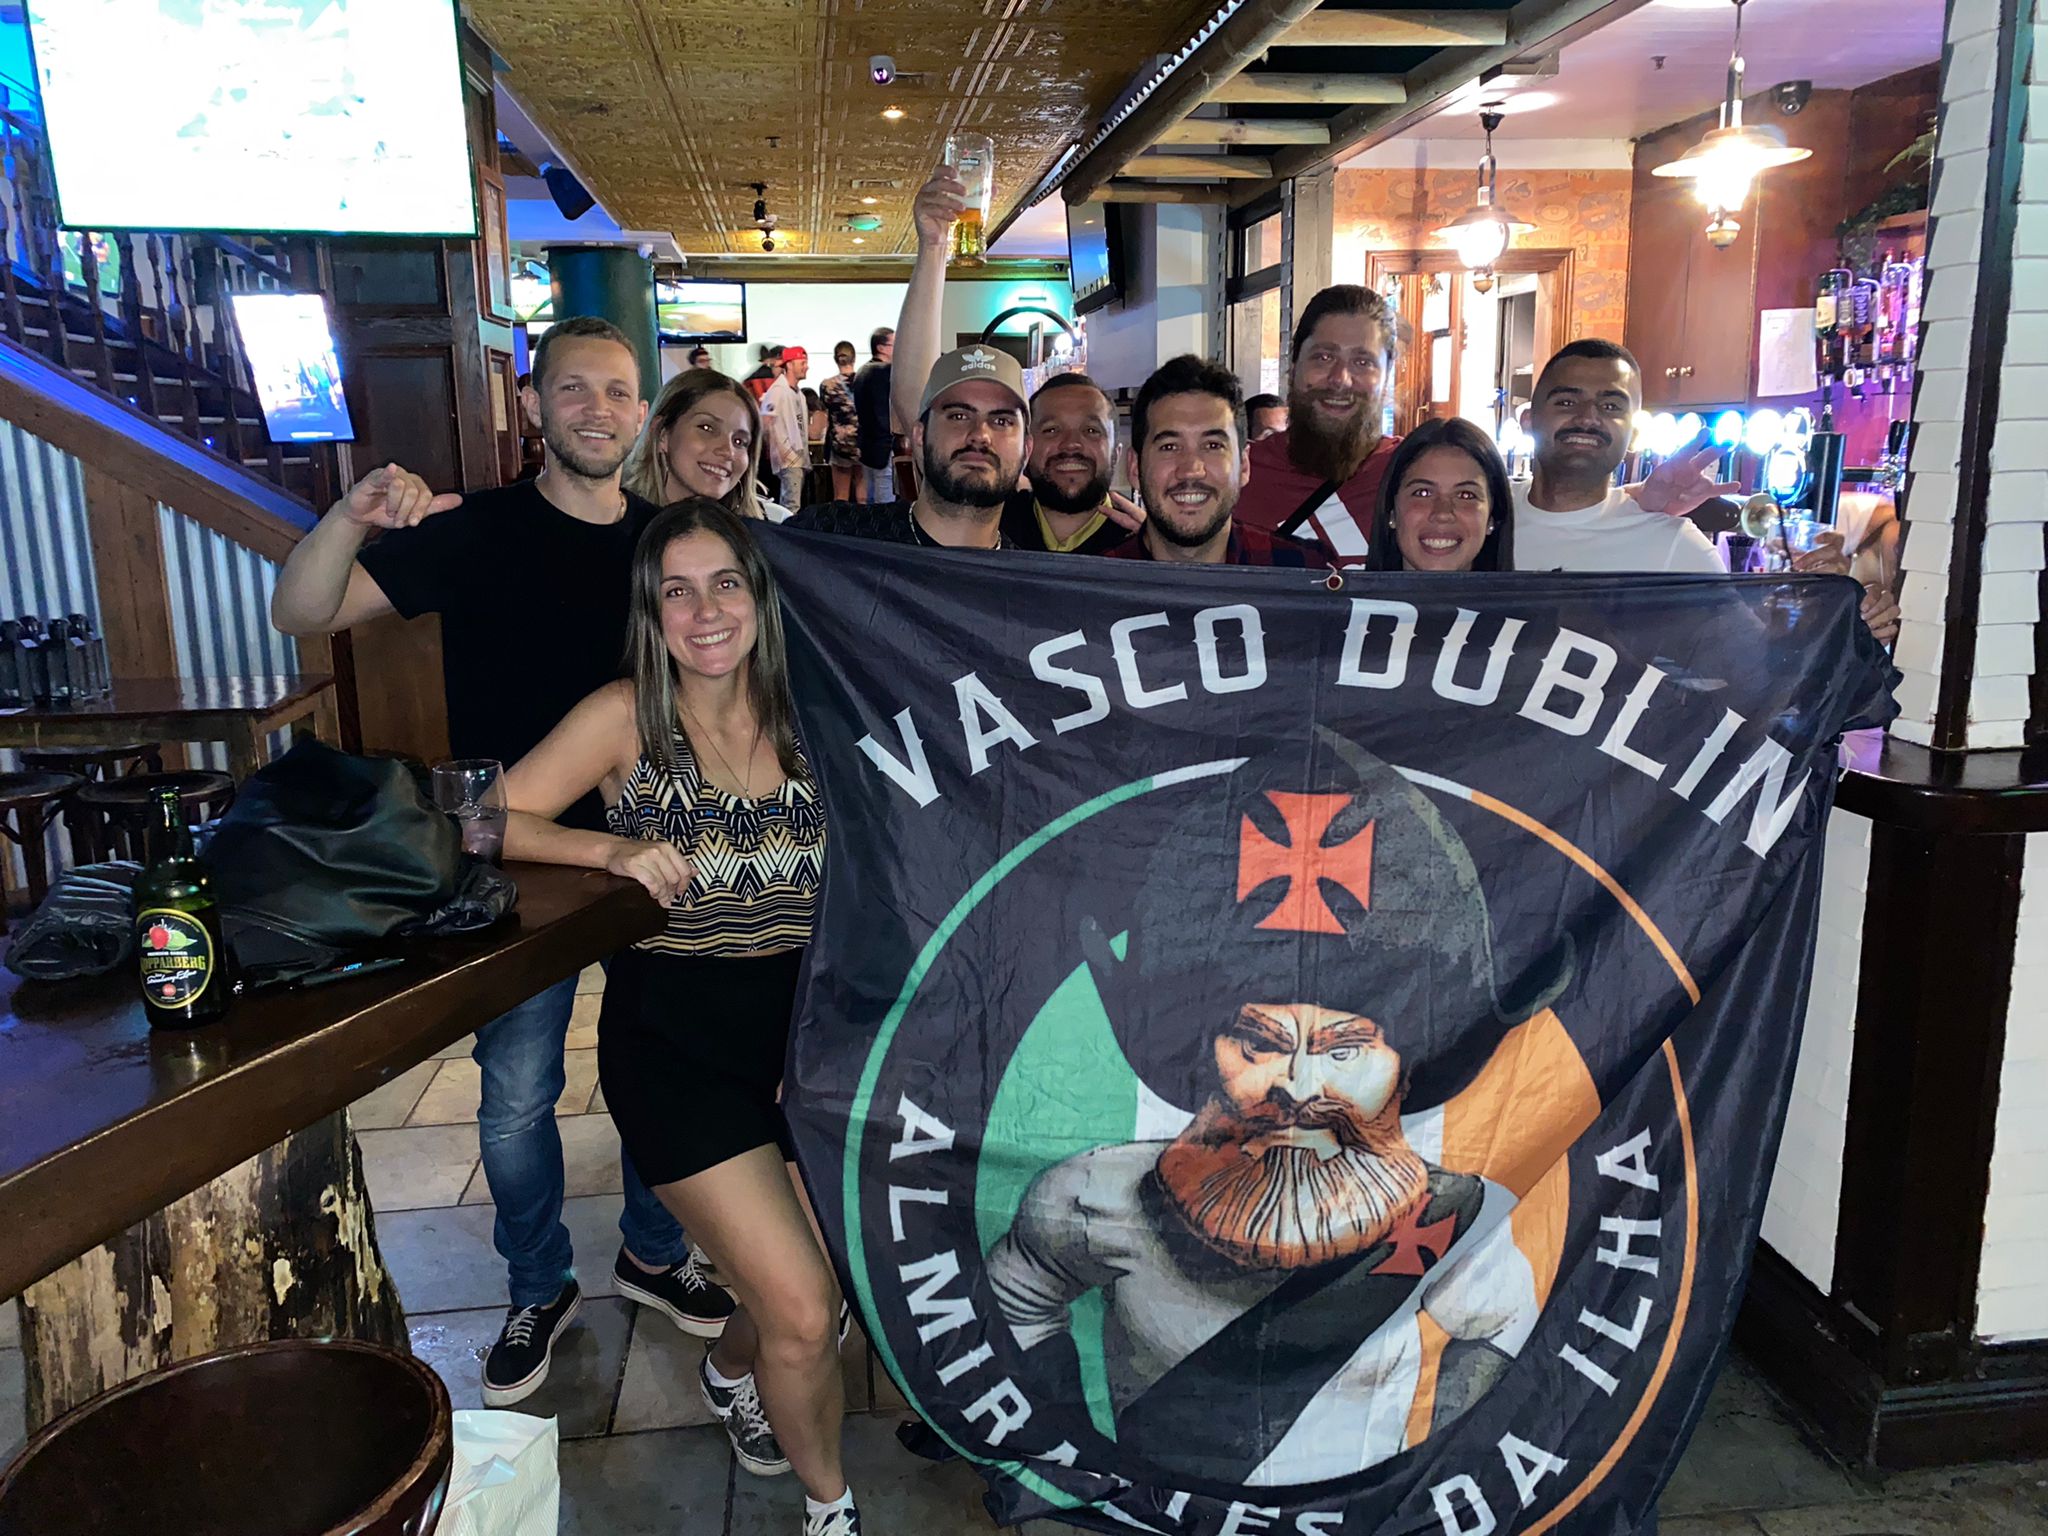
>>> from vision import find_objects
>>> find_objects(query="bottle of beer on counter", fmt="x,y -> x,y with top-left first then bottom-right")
135,786 -> 234,1027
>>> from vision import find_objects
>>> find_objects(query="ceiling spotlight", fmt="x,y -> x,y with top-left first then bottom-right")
881,105 -> 906,121
762,234 -> 776,252
852,236 -> 866,245
860,195 -> 878,205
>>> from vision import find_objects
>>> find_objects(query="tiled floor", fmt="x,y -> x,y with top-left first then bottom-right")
3,960 -> 2044,1533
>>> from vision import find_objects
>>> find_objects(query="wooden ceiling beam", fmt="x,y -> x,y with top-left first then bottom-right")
1261,0 -> 1655,186
1095,184 -> 1230,203
1156,118 -> 1330,146
1050,0 -> 1332,206
1206,74 -> 1408,106
1279,10 -> 1511,47
1124,153 -> 1274,179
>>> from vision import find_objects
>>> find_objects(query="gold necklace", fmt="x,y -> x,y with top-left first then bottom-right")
681,704 -> 761,796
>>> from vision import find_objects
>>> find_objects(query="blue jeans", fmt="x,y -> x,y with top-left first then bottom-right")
863,462 -> 895,504
776,465 -> 806,513
472,975 -> 687,1307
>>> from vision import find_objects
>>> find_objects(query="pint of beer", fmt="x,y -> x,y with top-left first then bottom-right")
944,132 -> 994,265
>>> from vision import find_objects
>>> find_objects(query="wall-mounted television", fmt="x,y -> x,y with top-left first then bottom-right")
26,0 -> 476,236
1068,202 -> 1126,317
657,279 -> 747,344
228,292 -> 356,444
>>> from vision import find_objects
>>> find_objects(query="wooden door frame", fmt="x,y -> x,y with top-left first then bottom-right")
1363,248 -> 1576,430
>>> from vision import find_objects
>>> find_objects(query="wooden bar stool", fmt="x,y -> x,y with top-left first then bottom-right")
72,771 -> 236,865
0,770 -> 85,934
21,743 -> 166,866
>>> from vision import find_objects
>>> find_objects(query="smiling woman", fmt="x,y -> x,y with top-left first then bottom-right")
624,369 -> 771,519
1364,417 -> 1517,572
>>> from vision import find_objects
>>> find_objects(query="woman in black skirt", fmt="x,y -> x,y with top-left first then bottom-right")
501,500 -> 855,1536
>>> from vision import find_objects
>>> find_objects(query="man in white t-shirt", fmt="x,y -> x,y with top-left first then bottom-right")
1514,340 -> 1729,573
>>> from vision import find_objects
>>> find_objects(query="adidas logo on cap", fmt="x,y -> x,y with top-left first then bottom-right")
960,348 -> 997,370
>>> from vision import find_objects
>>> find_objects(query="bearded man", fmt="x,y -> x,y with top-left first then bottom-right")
984,733 -> 1565,1488
1234,285 -> 1402,562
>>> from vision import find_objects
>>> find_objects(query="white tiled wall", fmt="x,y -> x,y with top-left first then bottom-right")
1978,831 -> 2048,1343
1761,808 -> 1873,1291
1894,0 -> 2047,748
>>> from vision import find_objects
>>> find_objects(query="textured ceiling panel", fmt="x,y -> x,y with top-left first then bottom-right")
468,0 -> 1220,256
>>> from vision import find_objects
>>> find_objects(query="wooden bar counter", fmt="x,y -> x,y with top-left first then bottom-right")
0,862 -> 660,1305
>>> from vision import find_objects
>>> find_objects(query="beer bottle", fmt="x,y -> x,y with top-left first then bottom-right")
135,787 -> 234,1027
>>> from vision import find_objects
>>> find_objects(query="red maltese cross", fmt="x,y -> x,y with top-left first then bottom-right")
1236,792 -> 1375,935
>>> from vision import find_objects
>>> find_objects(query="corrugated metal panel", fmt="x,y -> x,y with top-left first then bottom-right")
0,418 -> 97,621
159,505 -> 299,773
158,505 -> 298,680
0,416 -> 300,899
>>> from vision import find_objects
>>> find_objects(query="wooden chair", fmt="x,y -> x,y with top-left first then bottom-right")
71,771 -> 236,865
0,770 -> 85,933
21,742 -> 166,865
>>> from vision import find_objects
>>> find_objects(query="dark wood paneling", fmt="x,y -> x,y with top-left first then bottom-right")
1623,173 -> 1696,409
348,352 -> 461,491
1835,824 -> 2025,1379
1738,1241 -> 2048,1468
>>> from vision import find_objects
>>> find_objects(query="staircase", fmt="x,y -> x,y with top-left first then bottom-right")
0,94 -> 337,511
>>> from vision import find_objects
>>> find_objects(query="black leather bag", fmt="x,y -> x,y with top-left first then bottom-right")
204,739 -> 516,987
2,861 -> 143,980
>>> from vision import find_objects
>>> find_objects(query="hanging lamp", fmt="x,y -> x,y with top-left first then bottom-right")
1651,0 -> 1809,246
1438,109 -> 1534,290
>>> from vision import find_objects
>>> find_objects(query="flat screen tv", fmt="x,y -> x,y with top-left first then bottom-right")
26,0 -> 476,237
1068,202 -> 1125,316
228,292 -> 356,444
657,279 -> 747,344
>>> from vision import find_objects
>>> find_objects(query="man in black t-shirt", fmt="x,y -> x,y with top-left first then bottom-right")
271,316 -> 723,1407
851,326 -> 896,505
789,344 -> 1025,549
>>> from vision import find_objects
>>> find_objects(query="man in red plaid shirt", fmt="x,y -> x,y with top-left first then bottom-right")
1105,354 -> 1330,570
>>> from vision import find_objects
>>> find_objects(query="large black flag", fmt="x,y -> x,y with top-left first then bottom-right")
764,530 -> 1895,1536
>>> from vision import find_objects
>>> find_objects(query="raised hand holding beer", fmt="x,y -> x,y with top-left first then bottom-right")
943,133 -> 994,265
912,164 -> 968,252
339,463 -> 464,530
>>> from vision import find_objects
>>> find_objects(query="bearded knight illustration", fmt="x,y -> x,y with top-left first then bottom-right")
984,733 -> 1572,1487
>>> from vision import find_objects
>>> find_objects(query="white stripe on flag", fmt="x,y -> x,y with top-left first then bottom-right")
1309,492 -> 1370,558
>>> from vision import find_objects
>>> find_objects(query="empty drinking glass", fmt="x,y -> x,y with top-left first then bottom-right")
432,758 -> 508,865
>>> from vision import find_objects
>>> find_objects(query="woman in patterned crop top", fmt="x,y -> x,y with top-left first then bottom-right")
501,500 -> 858,1535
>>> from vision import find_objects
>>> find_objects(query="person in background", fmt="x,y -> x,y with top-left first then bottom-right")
1234,285 -> 1401,561
268,317 -> 717,1405
624,367 -> 771,521
1517,338 -> 1900,641
852,327 -> 896,504
1106,354 -> 1328,570
789,345 -> 1026,550
761,347 -> 811,517
688,345 -> 713,372
514,372 -> 545,481
1361,416 -> 1515,573
746,344 -> 785,403
500,500 -> 858,1536
819,341 -> 863,503
1245,393 -> 1288,442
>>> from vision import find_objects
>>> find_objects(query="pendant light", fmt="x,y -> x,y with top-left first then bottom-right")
1651,0 -> 1809,245
1438,109 -> 1533,289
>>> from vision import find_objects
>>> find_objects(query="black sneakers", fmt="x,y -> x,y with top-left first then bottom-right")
613,1247 -> 736,1339
481,1279 -> 582,1407
698,1353 -> 791,1476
